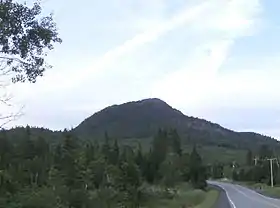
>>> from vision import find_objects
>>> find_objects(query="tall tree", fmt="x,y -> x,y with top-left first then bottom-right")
110,139 -> 119,165
246,149 -> 253,166
151,129 -> 168,170
169,129 -> 182,157
0,0 -> 62,128
189,146 -> 207,189
102,132 -> 111,161
0,0 -> 62,83
259,144 -> 273,159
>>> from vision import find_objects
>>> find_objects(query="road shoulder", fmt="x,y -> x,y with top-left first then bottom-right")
208,184 -> 232,208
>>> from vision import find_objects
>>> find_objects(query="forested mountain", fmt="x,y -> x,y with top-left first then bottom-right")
73,98 -> 280,151
2,98 -> 280,207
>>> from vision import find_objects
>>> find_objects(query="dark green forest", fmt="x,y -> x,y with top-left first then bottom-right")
74,98 -> 280,152
0,127 -> 208,208
207,144 -> 280,188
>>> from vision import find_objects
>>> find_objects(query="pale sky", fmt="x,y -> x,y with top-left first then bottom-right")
2,0 -> 280,139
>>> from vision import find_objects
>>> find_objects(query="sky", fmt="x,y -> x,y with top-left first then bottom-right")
2,0 -> 280,139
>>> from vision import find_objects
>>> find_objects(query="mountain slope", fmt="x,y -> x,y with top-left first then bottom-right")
73,98 -> 280,150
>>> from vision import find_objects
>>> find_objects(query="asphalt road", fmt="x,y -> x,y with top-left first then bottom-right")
208,180 -> 280,208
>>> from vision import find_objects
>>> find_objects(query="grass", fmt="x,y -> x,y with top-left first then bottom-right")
221,180 -> 280,199
194,189 -> 219,208
144,183 -> 219,208
234,181 -> 280,199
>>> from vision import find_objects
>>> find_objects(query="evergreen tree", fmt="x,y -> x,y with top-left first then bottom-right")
169,129 -> 182,157
102,132 -> 111,161
151,129 -> 168,171
110,139 -> 119,165
246,149 -> 253,166
189,146 -> 207,189
259,144 -> 273,159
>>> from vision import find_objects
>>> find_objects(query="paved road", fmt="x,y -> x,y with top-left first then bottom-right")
208,180 -> 280,208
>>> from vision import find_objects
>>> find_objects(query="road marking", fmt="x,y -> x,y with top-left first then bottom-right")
236,184 -> 280,202
218,184 -> 236,208
231,184 -> 280,208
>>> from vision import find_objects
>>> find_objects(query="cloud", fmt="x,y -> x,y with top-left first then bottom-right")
5,0 -> 280,140
150,0 -> 262,108
56,1 -> 212,90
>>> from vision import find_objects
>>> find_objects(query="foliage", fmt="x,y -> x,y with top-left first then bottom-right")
230,146 -> 280,187
73,98 -> 280,153
0,127 -> 208,207
0,0 -> 62,83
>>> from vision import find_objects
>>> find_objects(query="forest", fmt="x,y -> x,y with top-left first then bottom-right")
0,127 -> 210,208
209,144 -> 280,187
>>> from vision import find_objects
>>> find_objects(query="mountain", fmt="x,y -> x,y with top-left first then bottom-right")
73,98 -> 280,151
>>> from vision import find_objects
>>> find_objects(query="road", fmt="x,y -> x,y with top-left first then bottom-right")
208,180 -> 280,208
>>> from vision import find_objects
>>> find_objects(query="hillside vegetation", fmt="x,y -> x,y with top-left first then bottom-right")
2,98 -> 280,207
73,98 -> 279,152
0,126 -> 219,208
5,98 -> 280,165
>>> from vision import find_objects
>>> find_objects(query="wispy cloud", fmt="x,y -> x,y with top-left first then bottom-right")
151,0 -> 262,109
6,0 -> 280,139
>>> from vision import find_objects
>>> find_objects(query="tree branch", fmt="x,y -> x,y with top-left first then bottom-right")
0,56 -> 28,65
0,105 -> 24,129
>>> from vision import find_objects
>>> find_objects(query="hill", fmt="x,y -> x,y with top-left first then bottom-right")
73,98 -> 280,151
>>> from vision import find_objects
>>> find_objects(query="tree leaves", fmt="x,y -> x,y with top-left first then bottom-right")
0,0 -> 62,83
0,128 -> 209,207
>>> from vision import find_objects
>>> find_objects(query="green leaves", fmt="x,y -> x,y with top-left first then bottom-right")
0,127 -> 211,207
0,0 -> 62,83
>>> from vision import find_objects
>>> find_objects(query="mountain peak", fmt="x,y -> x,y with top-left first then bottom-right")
121,98 -> 169,107
138,98 -> 166,104
73,98 -> 279,150
74,98 -> 184,138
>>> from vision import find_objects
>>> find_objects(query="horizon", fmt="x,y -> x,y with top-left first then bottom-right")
3,97 -> 278,140
2,0 -> 280,139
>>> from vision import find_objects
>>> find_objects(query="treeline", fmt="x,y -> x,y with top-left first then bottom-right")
0,127 -> 207,208
231,145 -> 280,185
205,144 -> 280,186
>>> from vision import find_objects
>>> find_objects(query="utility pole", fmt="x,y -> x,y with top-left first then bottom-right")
253,157 -> 258,166
232,161 -> 236,169
267,158 -> 277,188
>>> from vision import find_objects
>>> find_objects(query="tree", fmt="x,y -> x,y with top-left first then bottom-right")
181,153 -> 190,181
110,139 -> 119,165
160,154 -> 181,189
259,144 -> 273,159
151,129 -> 168,171
212,163 -> 224,179
135,143 -> 144,170
102,132 -> 111,161
0,0 -> 62,83
246,149 -> 253,166
0,0 -> 62,127
189,146 -> 207,189
169,129 -> 182,157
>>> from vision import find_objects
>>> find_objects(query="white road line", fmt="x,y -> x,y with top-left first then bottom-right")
236,184 -> 280,202
218,185 -> 237,208
231,184 -> 280,208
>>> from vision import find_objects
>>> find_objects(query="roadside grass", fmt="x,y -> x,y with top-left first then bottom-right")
194,189 -> 219,208
239,182 -> 280,199
261,186 -> 280,198
144,183 -> 219,208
